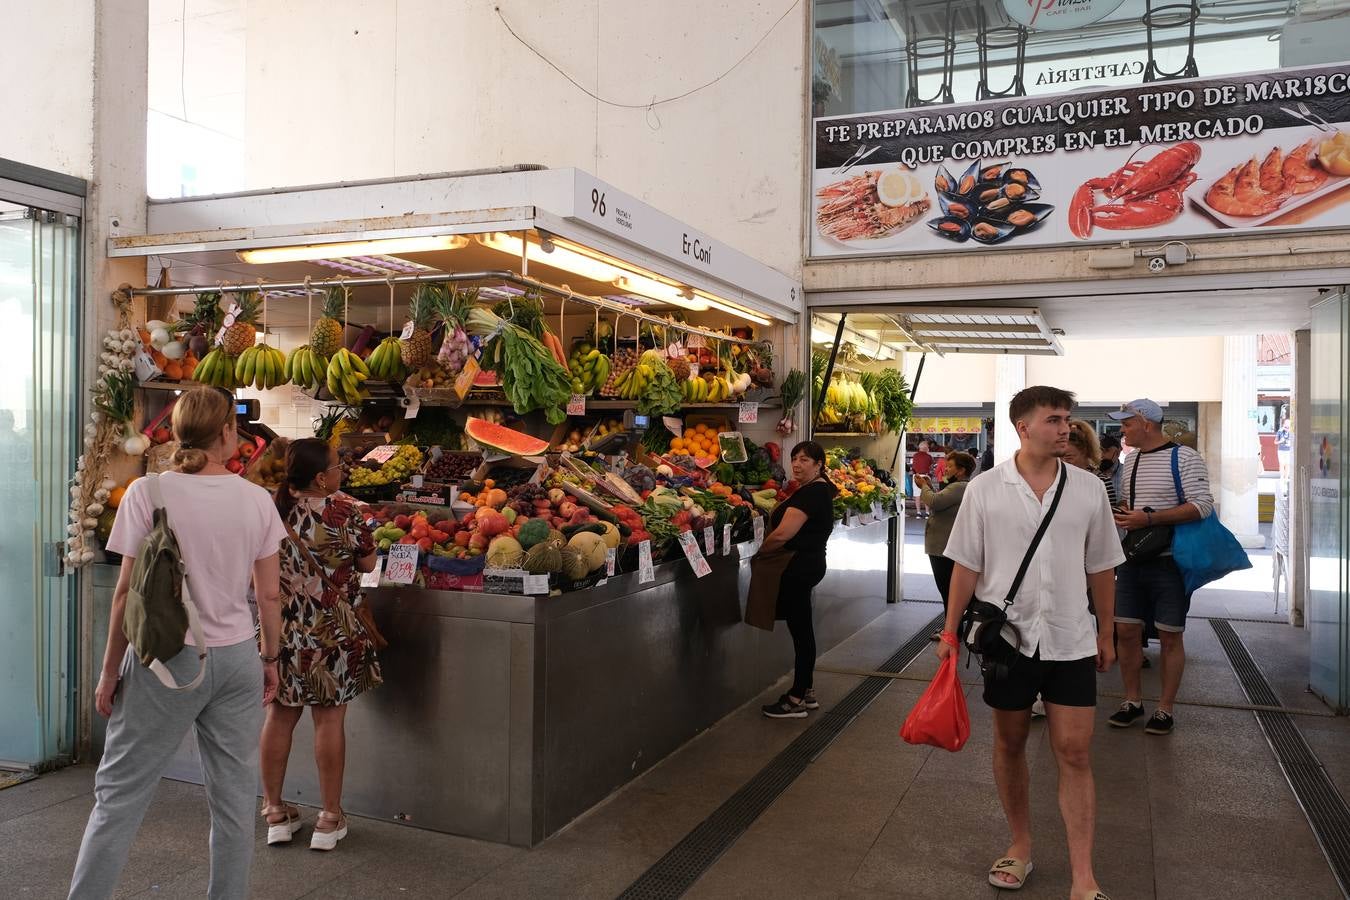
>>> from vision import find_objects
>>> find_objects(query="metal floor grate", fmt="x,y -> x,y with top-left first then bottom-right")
615,613 -> 946,900
1210,619 -> 1350,898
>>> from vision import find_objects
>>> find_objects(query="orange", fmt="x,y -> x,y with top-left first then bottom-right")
108,487 -> 127,508
671,437 -> 685,451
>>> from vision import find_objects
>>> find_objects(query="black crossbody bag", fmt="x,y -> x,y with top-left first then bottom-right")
1120,445 -> 1176,561
959,462 -> 1067,681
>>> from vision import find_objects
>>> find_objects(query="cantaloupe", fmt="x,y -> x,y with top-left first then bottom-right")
567,532 -> 607,571
487,535 -> 524,568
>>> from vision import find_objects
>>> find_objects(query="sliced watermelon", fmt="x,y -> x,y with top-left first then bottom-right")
465,417 -> 549,456
473,370 -> 500,387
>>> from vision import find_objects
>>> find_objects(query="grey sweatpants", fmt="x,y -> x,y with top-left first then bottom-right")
69,638 -> 263,900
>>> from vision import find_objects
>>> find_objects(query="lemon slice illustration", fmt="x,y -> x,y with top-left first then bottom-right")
876,170 -> 923,207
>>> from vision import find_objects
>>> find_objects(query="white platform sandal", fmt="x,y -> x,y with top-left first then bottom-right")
310,810 -> 348,851
263,804 -> 303,846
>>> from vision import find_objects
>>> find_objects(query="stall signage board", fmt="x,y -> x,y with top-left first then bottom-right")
811,62 -> 1350,258
677,531 -> 712,578
637,540 -> 655,583
910,417 -> 984,434
385,545 -> 418,584
568,171 -> 800,316
1001,0 -> 1126,31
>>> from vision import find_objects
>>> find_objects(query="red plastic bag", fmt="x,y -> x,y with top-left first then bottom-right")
900,640 -> 970,752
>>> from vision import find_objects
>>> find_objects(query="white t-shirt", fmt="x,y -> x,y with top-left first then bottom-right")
943,456 -> 1126,661
107,471 -> 287,647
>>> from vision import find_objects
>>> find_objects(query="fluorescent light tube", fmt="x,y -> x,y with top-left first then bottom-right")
237,235 -> 468,264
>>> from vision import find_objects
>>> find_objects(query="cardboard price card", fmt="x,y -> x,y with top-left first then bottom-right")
360,558 -> 384,588
605,547 -> 617,577
638,540 -> 655,584
453,354 -> 480,400
722,523 -> 733,556
363,445 -> 399,463
752,514 -> 765,543
385,544 -> 419,584
738,402 -> 758,424
678,531 -> 712,578
703,525 -> 716,556
567,394 -> 587,416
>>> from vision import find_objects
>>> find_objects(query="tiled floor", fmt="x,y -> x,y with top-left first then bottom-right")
4,526 -> 1346,899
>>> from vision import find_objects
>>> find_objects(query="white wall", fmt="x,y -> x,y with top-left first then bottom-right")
900,336 -> 1225,407
0,1 -> 95,177
241,0 -> 807,278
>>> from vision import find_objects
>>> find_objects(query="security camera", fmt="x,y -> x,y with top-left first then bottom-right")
1148,257 -> 1166,273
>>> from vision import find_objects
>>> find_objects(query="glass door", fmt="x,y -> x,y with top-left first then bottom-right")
1308,290 -> 1349,711
0,198 -> 80,767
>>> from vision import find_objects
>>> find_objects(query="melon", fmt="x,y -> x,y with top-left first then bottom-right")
523,542 -> 561,574
465,417 -> 548,456
567,532 -> 607,571
596,521 -> 620,550
559,548 -> 588,581
487,535 -> 525,568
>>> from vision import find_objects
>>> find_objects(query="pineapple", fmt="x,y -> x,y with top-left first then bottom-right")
221,291 -> 261,357
400,284 -> 439,369
310,288 -> 346,359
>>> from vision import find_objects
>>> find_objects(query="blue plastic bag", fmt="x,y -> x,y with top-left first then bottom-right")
1169,447 -> 1251,593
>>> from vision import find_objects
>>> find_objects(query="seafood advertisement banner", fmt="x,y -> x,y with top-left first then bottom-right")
811,62 -> 1350,257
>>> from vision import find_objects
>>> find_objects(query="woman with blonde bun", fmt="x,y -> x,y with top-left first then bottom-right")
70,388 -> 287,900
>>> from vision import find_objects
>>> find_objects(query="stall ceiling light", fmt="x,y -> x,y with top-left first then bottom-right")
613,274 -> 710,311
477,232 -> 624,283
695,290 -> 772,326
237,235 -> 469,264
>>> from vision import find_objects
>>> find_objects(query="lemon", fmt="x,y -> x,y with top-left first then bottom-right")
1318,132 -> 1350,176
876,170 -> 922,207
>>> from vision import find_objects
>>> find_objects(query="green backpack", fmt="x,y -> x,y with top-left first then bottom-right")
123,474 -> 207,690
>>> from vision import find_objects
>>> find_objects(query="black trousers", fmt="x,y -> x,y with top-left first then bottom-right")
777,554 -> 826,698
929,554 -> 955,612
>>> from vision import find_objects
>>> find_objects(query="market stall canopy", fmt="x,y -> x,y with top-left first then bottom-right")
108,167 -> 800,329
811,306 -> 1062,356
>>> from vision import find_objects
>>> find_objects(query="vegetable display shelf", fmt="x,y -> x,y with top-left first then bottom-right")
159,517 -> 896,848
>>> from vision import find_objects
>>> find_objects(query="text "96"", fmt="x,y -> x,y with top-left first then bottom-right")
591,189 -> 607,217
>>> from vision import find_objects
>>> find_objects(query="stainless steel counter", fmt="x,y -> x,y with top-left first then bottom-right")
164,517 -> 896,846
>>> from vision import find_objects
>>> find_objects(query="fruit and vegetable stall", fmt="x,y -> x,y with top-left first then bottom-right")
92,274 -> 902,846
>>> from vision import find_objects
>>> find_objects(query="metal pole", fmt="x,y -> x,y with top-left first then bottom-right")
811,314 -> 848,430
890,352 -> 925,471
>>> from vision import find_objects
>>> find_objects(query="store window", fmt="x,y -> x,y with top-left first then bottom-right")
811,0 -> 1342,119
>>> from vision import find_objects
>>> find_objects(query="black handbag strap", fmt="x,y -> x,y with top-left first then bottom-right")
1003,462 -> 1068,608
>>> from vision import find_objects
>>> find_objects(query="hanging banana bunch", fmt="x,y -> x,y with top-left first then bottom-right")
285,344 -> 328,391
234,343 -> 290,391
325,347 -> 370,405
365,335 -> 407,381
193,348 -> 238,389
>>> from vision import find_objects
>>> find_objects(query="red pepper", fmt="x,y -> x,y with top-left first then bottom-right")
764,442 -> 781,463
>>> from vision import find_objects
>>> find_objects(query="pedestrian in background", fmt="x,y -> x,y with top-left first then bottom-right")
70,388 -> 286,900
910,441 -> 933,518
1098,434 -> 1123,504
259,438 -> 382,852
938,385 -> 1123,899
915,450 -> 975,638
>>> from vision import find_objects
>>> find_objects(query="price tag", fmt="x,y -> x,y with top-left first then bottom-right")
662,416 -> 684,437
385,544 -> 418,584
738,402 -> 758,424
678,531 -> 712,578
363,445 -> 398,463
360,558 -> 384,588
404,396 -> 421,420
752,514 -> 765,543
605,547 -> 616,577
872,501 -> 882,519
411,474 -> 424,489
453,354 -> 480,400
637,540 -> 655,583
703,525 -> 715,556
399,321 -> 415,340
448,484 -> 459,506
860,512 -> 874,526
483,568 -> 527,594
687,335 -> 706,349
523,574 -> 550,594
722,523 -> 732,556
666,341 -> 684,359
133,350 -> 162,383
689,363 -> 699,378
567,394 -> 587,416
845,511 -> 856,528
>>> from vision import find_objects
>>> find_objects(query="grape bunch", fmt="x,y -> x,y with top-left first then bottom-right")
347,445 -> 424,487
423,451 -> 482,482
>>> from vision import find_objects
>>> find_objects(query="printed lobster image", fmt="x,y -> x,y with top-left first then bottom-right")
1068,142 -> 1202,239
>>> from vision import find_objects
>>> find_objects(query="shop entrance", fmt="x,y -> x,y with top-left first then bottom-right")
0,182 -> 82,768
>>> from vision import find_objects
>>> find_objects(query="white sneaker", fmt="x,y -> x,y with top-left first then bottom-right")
1030,699 -> 1046,718
309,812 -> 347,851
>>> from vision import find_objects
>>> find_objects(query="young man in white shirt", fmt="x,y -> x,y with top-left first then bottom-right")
937,385 -> 1125,899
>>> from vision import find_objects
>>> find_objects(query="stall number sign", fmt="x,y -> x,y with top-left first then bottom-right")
738,402 -> 758,424
638,540 -> 655,583
385,545 -> 418,584
678,531 -> 712,578
363,445 -> 399,463
360,558 -> 384,588
567,394 -> 587,416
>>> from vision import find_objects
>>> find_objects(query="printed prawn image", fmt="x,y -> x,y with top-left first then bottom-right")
815,169 -> 930,243
1197,133 -> 1349,224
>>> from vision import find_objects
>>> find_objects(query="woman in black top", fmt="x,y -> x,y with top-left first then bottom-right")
760,441 -> 839,719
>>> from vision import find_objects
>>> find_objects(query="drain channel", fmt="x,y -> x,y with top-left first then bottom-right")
1210,619 -> 1350,898
615,613 -> 945,900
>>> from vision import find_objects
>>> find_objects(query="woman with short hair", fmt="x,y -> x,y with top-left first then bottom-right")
915,450 -> 976,636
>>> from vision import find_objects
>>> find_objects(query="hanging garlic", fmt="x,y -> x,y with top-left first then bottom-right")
93,488 -> 110,501
122,339 -> 140,354
119,358 -> 135,372
100,477 -> 117,490
80,550 -> 96,564
120,328 -> 135,341
90,411 -> 104,424
67,523 -> 81,536
86,503 -> 103,516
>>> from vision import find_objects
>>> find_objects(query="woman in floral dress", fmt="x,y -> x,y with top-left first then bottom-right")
258,438 -> 380,852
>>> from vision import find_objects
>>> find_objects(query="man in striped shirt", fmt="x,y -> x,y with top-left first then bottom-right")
1106,399 -> 1215,736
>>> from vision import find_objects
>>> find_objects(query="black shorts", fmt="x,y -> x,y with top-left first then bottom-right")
982,649 -> 1097,711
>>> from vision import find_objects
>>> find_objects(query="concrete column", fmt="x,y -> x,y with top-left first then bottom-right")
1219,335 -> 1265,549
992,354 -> 1026,464
78,0 -> 149,761
1288,327 -> 1311,626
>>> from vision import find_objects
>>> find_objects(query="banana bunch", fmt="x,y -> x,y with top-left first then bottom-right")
566,346 -> 611,395
366,336 -> 406,381
682,377 -> 710,403
285,344 -> 328,391
613,362 -> 654,400
234,344 -> 289,391
326,348 -> 370,405
193,348 -> 238,389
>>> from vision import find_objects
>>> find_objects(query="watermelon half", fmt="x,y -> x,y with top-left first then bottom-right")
465,417 -> 550,456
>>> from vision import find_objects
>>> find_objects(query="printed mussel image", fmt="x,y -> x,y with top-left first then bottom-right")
929,159 -> 1054,244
